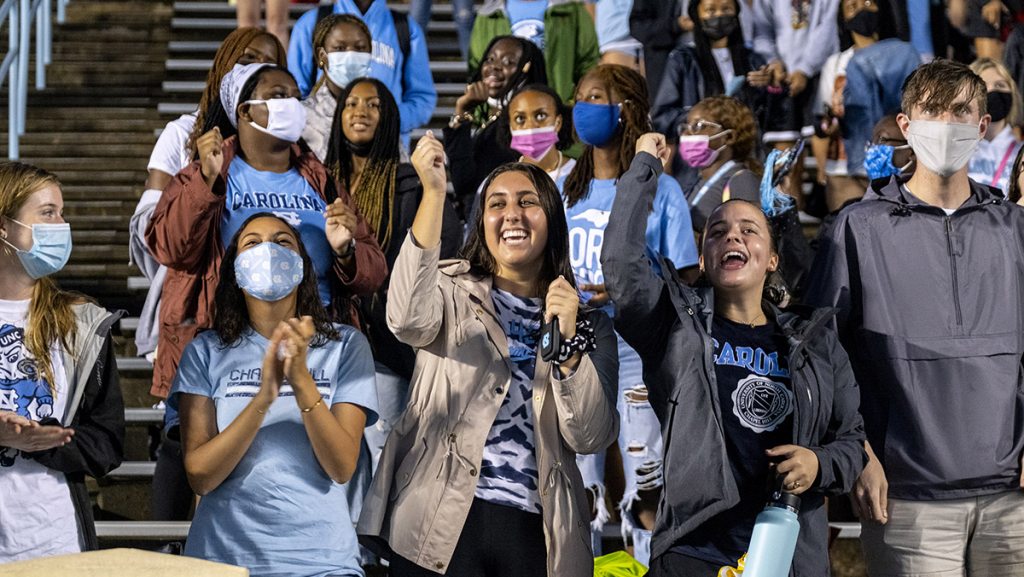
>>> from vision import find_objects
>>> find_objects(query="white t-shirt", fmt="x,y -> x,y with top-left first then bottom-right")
712,47 -> 735,89
0,299 -> 80,562
548,157 -> 576,183
968,125 -> 1022,196
148,113 -> 197,177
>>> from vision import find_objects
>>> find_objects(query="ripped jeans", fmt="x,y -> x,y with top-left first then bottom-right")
576,333 -> 663,565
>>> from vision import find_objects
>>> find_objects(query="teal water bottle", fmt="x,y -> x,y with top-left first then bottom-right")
741,491 -> 801,577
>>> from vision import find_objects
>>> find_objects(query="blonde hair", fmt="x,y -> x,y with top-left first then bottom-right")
970,57 -> 1022,126
0,162 -> 79,393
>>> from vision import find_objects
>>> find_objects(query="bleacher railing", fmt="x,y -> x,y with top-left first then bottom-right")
2,0 -> 62,159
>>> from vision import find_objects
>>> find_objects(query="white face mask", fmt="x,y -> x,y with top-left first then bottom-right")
905,120 -> 981,178
325,51 -> 372,89
244,97 -> 308,143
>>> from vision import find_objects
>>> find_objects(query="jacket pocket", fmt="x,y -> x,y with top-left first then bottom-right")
390,436 -> 428,502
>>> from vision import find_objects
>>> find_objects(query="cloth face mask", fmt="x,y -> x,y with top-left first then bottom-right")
573,102 -> 622,147
905,120 -> 981,178
234,242 -> 305,302
864,143 -> 912,180
245,98 -> 308,143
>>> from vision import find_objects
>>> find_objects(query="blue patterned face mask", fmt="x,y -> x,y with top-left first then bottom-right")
234,242 -> 304,302
864,143 -> 912,181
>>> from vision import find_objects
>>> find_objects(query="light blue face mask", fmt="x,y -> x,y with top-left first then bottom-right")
325,51 -> 373,90
234,242 -> 304,302
3,218 -> 72,279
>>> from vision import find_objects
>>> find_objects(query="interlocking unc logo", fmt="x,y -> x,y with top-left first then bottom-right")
541,332 -> 551,349
730,375 -> 793,434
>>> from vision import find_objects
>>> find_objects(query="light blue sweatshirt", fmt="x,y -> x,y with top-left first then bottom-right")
751,0 -> 838,77
288,0 -> 438,145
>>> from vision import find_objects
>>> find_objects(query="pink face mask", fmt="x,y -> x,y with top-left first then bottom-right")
678,130 -> 731,168
510,126 -> 559,161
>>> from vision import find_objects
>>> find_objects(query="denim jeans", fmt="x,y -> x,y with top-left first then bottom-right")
409,0 -> 476,60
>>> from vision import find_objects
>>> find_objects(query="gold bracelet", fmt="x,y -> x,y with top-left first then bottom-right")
254,405 -> 268,415
301,397 -> 323,413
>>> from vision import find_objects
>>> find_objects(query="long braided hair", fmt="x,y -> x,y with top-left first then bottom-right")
325,78 -> 401,250
563,65 -> 651,208
187,28 -> 286,156
309,14 -> 372,95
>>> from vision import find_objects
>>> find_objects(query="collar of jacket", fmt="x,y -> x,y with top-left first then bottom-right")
866,173 -> 1005,213
216,135 -> 332,194
62,303 -> 124,424
478,0 -> 575,17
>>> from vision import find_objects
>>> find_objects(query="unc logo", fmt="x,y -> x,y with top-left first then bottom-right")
730,375 -> 793,433
542,333 -> 550,349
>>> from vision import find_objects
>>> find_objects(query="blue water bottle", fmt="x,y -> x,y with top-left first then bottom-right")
741,490 -> 801,577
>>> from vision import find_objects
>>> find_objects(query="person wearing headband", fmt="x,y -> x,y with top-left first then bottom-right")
0,161 -> 125,562
146,64 -> 387,442
172,213 -> 377,576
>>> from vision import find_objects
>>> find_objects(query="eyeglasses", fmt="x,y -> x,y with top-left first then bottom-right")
679,119 -> 723,135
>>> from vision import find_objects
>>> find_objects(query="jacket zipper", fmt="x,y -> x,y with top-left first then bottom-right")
687,306 -> 727,440
945,217 -> 963,326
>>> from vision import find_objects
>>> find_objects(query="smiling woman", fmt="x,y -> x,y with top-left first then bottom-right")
357,136 -> 619,577
601,134 -> 867,576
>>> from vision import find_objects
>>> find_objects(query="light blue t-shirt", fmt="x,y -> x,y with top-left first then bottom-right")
171,326 -> 379,577
222,158 -> 334,304
560,173 -> 698,387
506,0 -> 548,50
475,288 -> 542,514
561,174 -> 698,295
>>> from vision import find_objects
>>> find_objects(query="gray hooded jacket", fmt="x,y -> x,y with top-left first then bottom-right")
806,175 -> 1024,500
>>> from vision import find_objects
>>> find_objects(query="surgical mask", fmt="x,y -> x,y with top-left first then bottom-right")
678,130 -> 732,168
325,51 -> 372,90
905,120 -> 981,178
864,143 -> 913,180
234,242 -> 304,302
244,98 -> 307,143
2,219 -> 72,279
573,101 -> 622,147
510,126 -> 560,161
987,90 -> 1013,123
702,15 -> 739,40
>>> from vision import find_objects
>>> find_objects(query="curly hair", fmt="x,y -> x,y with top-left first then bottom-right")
563,64 -> 651,208
213,213 -> 339,348
460,163 -> 576,293
188,28 -> 286,158
689,95 -> 762,175
498,83 -> 575,152
310,14 -> 372,94
325,78 -> 401,250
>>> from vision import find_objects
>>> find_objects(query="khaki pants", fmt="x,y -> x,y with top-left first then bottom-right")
861,491 -> 1024,576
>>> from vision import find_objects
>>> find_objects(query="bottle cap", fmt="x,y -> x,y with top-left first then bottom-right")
768,490 -> 801,514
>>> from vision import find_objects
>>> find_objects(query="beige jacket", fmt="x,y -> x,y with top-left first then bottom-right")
359,235 -> 620,576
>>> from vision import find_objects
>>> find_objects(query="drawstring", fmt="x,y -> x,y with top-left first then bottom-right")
437,433 -> 475,480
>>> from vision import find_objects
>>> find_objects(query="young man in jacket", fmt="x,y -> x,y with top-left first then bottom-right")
288,0 -> 437,148
807,59 -> 1024,575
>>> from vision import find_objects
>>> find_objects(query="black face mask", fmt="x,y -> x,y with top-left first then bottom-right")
346,138 -> 373,157
702,15 -> 739,41
987,90 -> 1013,123
845,9 -> 879,37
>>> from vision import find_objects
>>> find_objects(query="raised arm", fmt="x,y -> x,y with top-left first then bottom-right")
387,132 -> 448,348
600,134 -> 676,357
145,129 -> 227,272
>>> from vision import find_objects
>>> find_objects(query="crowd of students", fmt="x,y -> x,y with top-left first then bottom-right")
3,1 -> 1024,576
